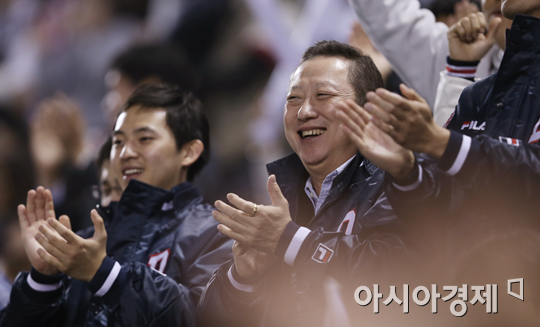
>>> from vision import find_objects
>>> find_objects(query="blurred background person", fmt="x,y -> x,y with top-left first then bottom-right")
0,108 -> 33,309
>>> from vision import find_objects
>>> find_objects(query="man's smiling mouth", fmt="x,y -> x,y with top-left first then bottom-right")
123,168 -> 145,177
299,128 -> 326,139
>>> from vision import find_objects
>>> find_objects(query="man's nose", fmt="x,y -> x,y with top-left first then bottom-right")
119,143 -> 137,160
297,99 -> 318,121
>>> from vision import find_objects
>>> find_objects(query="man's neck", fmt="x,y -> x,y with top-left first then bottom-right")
306,155 -> 356,196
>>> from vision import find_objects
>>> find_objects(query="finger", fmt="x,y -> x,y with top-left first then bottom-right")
44,189 -> 55,219
214,200 -> 250,226
212,210 -> 250,234
370,116 -> 396,136
267,175 -> 287,207
35,232 -> 68,261
454,21 -> 467,41
18,205 -> 29,230
90,210 -> 107,241
39,222 -> 69,250
485,16 -> 502,42
336,110 -> 367,142
365,101 -> 404,126
478,12 -> 488,34
334,101 -> 368,139
226,193 -> 256,215
341,124 -> 367,151
58,215 -> 71,230
339,99 -> 371,127
468,13 -> 483,38
460,17 -> 473,41
217,224 -> 248,244
366,91 -> 395,113
35,186 -> 46,221
47,217 -> 78,244
36,248 -> 64,271
399,84 -> 427,104
26,189 -> 37,224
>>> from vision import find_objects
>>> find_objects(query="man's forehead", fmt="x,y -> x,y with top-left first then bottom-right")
113,106 -> 167,132
288,57 -> 351,90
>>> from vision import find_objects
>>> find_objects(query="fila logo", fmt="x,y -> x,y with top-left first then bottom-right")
337,210 -> 356,236
147,248 -> 170,273
461,121 -> 485,131
499,136 -> 521,146
312,244 -> 334,263
528,117 -> 540,144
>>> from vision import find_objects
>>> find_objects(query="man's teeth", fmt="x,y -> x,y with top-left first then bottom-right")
124,169 -> 144,175
301,129 -> 326,138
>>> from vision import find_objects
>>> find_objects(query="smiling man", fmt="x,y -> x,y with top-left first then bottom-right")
197,41 -> 406,327
0,84 -> 232,327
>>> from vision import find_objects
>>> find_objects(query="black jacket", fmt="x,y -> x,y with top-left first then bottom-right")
198,153 -> 406,327
446,15 -> 540,143
0,180 -> 233,327
385,15 -> 540,321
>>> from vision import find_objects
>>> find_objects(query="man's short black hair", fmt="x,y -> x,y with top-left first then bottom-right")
123,84 -> 209,181
95,136 -> 113,174
300,40 -> 384,105
110,43 -> 198,93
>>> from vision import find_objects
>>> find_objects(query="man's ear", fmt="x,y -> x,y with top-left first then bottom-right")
180,139 -> 204,167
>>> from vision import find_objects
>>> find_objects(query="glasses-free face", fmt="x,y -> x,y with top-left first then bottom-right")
111,106 -> 187,191
284,56 -> 358,178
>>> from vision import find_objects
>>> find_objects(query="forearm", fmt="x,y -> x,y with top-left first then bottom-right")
349,0 -> 448,107
0,270 -> 66,326
197,260 -> 266,327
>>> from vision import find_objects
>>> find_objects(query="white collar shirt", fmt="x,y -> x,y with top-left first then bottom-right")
304,156 -> 355,215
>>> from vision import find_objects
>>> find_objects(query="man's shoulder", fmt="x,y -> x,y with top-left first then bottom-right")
454,73 -> 498,121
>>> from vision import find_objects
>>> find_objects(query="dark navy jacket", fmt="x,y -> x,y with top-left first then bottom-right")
389,14 -> 540,226
198,153 -> 406,327
0,180 -> 233,327
445,15 -> 540,143
385,15 -> 540,292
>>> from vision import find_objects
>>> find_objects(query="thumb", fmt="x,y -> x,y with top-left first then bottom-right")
485,16 -> 502,42
91,209 -> 107,241
267,175 -> 287,207
399,84 -> 426,104
58,215 -> 72,230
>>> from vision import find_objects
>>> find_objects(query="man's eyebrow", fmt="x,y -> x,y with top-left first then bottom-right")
315,81 -> 338,88
112,130 -> 124,136
290,85 -> 302,91
133,127 -> 157,134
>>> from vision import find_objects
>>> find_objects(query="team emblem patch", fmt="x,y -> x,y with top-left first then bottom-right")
337,210 -> 356,235
499,136 -> 521,146
312,244 -> 334,263
147,248 -> 170,273
528,117 -> 540,144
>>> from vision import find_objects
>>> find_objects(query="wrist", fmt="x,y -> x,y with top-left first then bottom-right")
446,56 -> 479,81
425,127 -> 451,159
390,150 -> 415,179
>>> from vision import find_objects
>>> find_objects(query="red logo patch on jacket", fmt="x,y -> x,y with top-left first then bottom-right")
337,209 -> 356,235
147,248 -> 170,273
312,244 -> 334,263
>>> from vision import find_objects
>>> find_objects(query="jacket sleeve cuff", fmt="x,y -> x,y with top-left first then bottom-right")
438,130 -> 472,175
274,221 -> 311,266
88,257 -> 124,297
226,264 -> 262,293
389,160 -> 423,192
446,56 -> 480,81
21,268 -> 65,304
27,268 -> 63,292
